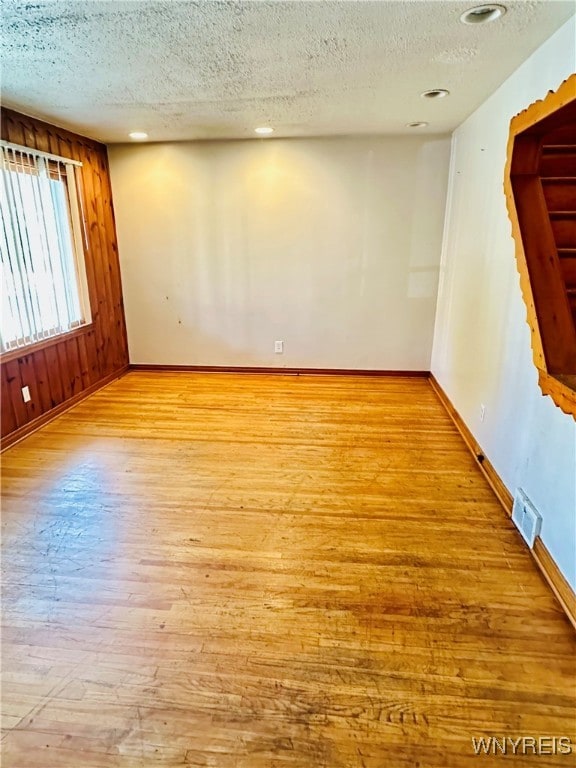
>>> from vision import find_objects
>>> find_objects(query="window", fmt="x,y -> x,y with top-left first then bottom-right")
0,141 -> 91,353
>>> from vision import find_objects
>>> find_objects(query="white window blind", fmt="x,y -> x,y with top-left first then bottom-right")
0,141 -> 91,353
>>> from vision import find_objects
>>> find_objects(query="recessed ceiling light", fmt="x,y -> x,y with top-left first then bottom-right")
254,126 -> 274,135
421,89 -> 450,99
129,131 -> 148,141
460,4 -> 506,24
407,122 -> 429,129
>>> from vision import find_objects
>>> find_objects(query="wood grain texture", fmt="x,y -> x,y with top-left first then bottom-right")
509,173 -> 576,372
504,74 -> 576,417
538,370 -> 576,415
0,108 -> 129,443
0,366 -> 129,452
428,375 -> 514,514
533,538 -> 576,632
1,372 -> 574,767
430,373 -> 576,630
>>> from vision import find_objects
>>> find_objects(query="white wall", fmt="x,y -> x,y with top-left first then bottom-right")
432,19 -> 576,589
109,136 -> 449,370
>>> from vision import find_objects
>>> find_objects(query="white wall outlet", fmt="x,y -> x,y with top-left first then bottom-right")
479,403 -> 486,422
22,385 -> 31,403
274,340 -> 284,354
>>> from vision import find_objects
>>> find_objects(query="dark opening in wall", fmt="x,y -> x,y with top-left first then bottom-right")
505,75 -> 576,418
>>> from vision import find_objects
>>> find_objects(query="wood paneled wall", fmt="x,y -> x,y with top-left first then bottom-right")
1,109 -> 129,444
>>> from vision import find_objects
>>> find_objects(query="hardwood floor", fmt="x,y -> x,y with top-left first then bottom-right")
1,372 -> 574,767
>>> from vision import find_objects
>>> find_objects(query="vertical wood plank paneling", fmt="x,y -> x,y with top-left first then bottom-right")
79,144 -> 109,376
77,333 -> 91,390
67,142 -> 104,385
0,366 -> 17,435
95,151 -> 117,371
86,330 -> 100,384
56,341 -> 72,402
17,355 -> 39,422
77,144 -> 106,378
31,122 -> 50,153
4,360 -> 27,428
100,151 -> 129,370
43,345 -> 64,408
32,350 -> 53,414
46,129 -> 62,160
6,115 -> 25,146
66,337 -> 83,397
0,108 -> 129,442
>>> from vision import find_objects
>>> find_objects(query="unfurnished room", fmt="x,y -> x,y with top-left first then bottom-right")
0,1 -> 575,766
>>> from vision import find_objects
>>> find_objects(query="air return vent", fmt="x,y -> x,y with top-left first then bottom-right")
511,489 -> 542,548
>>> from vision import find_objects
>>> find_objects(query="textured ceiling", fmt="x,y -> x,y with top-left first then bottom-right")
1,0 -> 574,143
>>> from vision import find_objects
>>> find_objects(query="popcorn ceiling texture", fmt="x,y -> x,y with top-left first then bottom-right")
1,0 -> 574,142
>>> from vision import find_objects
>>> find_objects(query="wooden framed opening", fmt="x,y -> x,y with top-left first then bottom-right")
505,74 -> 576,418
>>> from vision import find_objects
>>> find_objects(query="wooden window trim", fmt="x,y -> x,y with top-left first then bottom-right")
0,322 -> 93,364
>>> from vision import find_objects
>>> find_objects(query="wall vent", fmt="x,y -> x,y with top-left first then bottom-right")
511,489 -> 542,548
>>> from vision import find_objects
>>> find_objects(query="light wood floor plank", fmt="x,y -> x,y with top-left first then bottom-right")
1,372 -> 574,767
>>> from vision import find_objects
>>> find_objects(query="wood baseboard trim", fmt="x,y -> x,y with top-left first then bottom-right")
533,538 -> 576,631
429,373 -> 575,631
129,364 -> 429,378
1,365 -> 129,452
429,374 -> 514,513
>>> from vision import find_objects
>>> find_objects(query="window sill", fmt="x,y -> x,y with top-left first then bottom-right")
0,323 -> 93,364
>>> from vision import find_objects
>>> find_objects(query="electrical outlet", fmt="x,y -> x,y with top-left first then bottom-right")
274,340 -> 284,354
22,385 -> 31,403
479,403 -> 486,422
